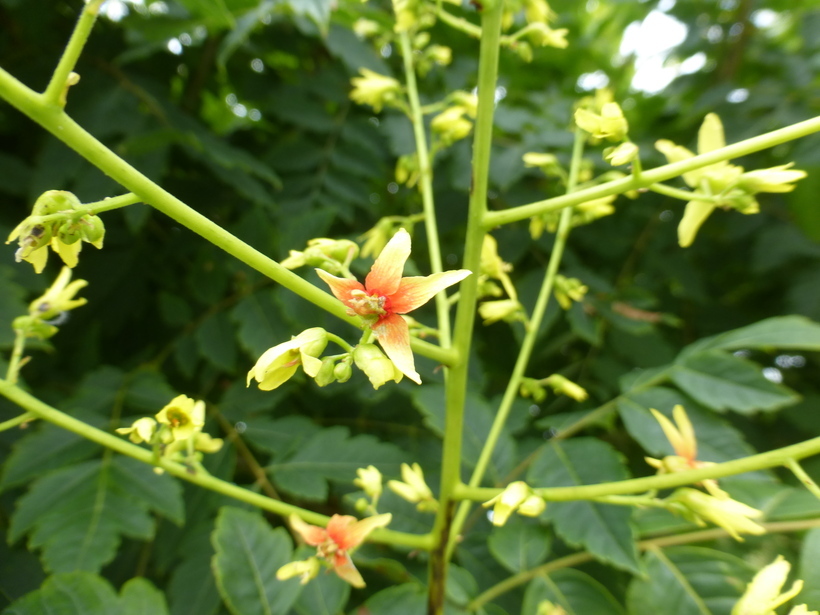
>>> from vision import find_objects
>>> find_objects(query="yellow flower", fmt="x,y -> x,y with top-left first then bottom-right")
669,488 -> 765,540
115,417 -> 157,444
732,555 -> 806,615
605,141 -> 639,166
544,374 -> 588,401
388,463 -> 438,512
155,394 -> 206,441
645,405 -> 724,497
553,275 -> 587,310
478,299 -> 524,325
574,102 -> 628,142
431,106 -> 473,145
276,557 -> 321,585
354,465 -> 383,500
247,328 -> 328,391
738,163 -> 807,194
28,266 -> 88,321
483,481 -> 545,526
350,69 -> 401,112
353,344 -> 403,390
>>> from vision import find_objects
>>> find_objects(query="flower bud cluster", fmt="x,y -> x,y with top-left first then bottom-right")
6,190 -> 105,273
431,91 -> 479,147
280,238 -> 359,275
477,234 -> 526,326
116,394 -> 223,469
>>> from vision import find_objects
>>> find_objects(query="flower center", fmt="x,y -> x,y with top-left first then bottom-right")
347,289 -> 388,318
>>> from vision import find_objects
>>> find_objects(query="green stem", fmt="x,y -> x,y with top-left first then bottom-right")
0,67 -> 454,368
43,0 -> 105,106
399,31 -> 452,348
483,115 -> 820,228
326,332 -> 354,353
0,377 -> 433,551
427,4 -> 504,612
467,517 -> 820,611
454,431 -> 820,502
444,129 -> 586,559
648,183 -> 717,202
32,192 -> 143,225
436,4 -> 483,39
5,328 -> 27,384
0,412 -> 34,432
786,459 -> 820,501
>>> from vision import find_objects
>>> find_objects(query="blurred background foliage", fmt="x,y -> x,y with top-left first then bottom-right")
0,0 -> 819,613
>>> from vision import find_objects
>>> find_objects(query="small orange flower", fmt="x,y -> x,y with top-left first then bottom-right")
288,513 -> 392,588
316,229 -> 470,383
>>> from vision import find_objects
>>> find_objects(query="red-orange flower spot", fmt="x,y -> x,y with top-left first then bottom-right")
289,513 -> 392,588
316,228 -> 470,383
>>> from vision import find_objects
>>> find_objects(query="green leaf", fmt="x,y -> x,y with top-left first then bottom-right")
0,420 -> 100,492
0,265 -> 27,347
521,569 -> 625,615
526,438 -> 640,574
800,528 -> 820,609
267,426 -> 406,501
412,385 -> 516,483
670,350 -> 799,413
618,387 -> 755,462
196,311 -> 239,372
281,0 -> 332,34
120,578 -> 170,615
3,571 -> 119,615
230,290 -> 290,358
357,584 -> 427,615
625,547 -> 753,615
487,521 -> 551,574
211,507 -> 301,615
9,457 -> 183,573
241,415 -> 320,459
167,533 -> 222,615
681,315 -> 820,358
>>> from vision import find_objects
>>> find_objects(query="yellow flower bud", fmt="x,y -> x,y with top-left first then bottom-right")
544,374 -> 588,401
388,463 -> 438,512
350,69 -> 401,112
669,489 -> 765,541
116,417 -> 157,444
732,556 -> 804,615
604,141 -> 639,166
353,343 -> 402,389
28,267 -> 88,321
354,465 -> 383,500
574,102 -> 628,142
479,299 -> 524,326
276,557 -> 321,585
248,328 -> 329,391
483,481 -> 539,526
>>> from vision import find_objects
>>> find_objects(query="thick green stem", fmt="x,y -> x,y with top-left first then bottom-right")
0,67 -> 453,368
483,115 -> 820,228
0,378 -> 433,550
444,129 -> 586,558
454,432 -> 820,502
427,4 -> 504,613
43,0 -> 104,106
399,31 -> 452,348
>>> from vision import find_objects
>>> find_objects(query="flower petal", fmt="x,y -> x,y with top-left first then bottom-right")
374,313 -> 420,384
315,269 -> 365,307
365,228 -> 411,296
390,270 -> 471,313
332,513 -> 392,551
332,552 -> 366,588
290,514 -> 328,546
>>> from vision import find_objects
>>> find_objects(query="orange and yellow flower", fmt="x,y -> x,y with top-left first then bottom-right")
285,513 -> 392,588
316,229 -> 470,383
